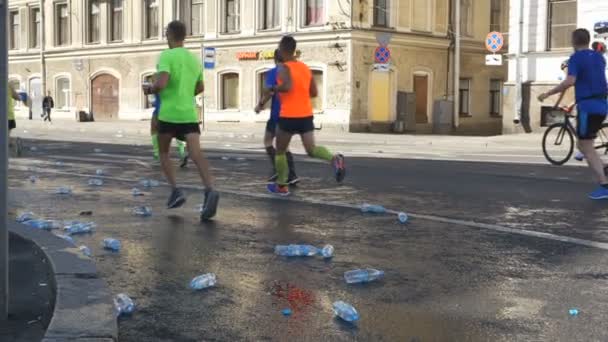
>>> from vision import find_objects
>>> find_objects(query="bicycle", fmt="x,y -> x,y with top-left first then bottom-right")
542,105 -> 608,165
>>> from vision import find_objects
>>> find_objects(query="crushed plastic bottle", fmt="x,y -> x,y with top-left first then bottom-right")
95,169 -> 105,176
103,238 -> 121,252
132,206 -> 152,217
398,212 -> 409,224
94,148 -> 103,153
64,222 -> 96,235
569,308 -> 580,316
55,161 -> 64,167
189,273 -> 217,290
320,245 -> 334,259
221,156 -> 230,161
55,187 -> 72,195
79,245 -> 92,257
25,219 -> 60,230
88,178 -> 104,186
56,234 -> 74,244
333,301 -> 359,323
140,179 -> 160,188
274,244 -> 319,257
29,175 -> 38,183
30,146 -> 38,152
16,212 -> 35,223
114,293 -> 135,316
360,203 -> 386,214
344,269 -> 385,284
131,188 -> 144,197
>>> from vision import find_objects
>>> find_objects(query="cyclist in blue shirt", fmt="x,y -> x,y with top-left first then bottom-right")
539,28 -> 608,199
255,50 -> 299,184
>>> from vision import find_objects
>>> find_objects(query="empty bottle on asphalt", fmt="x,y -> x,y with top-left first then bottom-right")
55,186 -> 72,195
275,244 -> 319,257
360,203 -> 386,214
114,293 -> 135,316
344,269 -> 385,284
103,238 -> 121,252
29,175 -> 38,183
64,222 -> 96,235
320,245 -> 334,258
16,212 -> 35,223
56,234 -> 74,244
26,219 -> 59,230
131,188 -> 144,197
95,169 -> 105,176
398,212 -> 409,224
333,301 -> 359,322
79,245 -> 92,257
190,273 -> 217,290
132,206 -> 152,217
88,178 -> 104,186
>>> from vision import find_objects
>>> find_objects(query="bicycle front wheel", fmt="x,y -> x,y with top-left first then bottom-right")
542,123 -> 574,165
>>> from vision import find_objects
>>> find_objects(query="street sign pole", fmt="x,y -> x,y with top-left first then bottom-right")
0,0 -> 10,321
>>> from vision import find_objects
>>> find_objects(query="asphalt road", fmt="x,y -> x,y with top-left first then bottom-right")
8,138 -> 608,341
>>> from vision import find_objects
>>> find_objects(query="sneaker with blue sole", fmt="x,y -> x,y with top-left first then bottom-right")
267,183 -> 290,196
588,186 -> 608,200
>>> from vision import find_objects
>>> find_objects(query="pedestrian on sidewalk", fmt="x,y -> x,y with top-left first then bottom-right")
42,91 -> 54,123
267,36 -> 345,196
538,28 -> 608,200
143,20 -> 219,220
254,49 -> 299,185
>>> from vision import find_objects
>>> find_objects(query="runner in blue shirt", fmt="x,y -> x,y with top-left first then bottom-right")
539,28 -> 608,199
255,49 -> 299,184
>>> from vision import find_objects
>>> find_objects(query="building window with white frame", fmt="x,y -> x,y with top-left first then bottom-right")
304,0 -> 324,27
30,7 -> 41,48
548,0 -> 577,50
259,0 -> 280,30
490,79 -> 502,116
460,0 -> 473,37
109,0 -> 123,42
9,10 -> 19,50
176,0 -> 205,36
412,0 -> 431,32
88,0 -> 101,43
311,70 -> 324,112
220,72 -> 240,110
459,79 -> 471,116
55,77 -> 71,110
373,0 -> 389,28
222,0 -> 240,33
144,0 -> 159,39
55,3 -> 70,46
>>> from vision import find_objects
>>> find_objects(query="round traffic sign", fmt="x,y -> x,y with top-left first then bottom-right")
485,32 -> 504,53
374,46 -> 391,64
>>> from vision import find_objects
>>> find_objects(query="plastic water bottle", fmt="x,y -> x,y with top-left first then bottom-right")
190,273 -> 217,290
360,203 -> 386,214
30,146 -> 38,152
55,161 -> 64,166
79,245 -> 92,257
131,188 -> 144,197
140,179 -> 160,188
55,187 -> 72,195
320,245 -> 334,259
94,148 -> 103,153
344,269 -> 385,284
274,244 -> 319,257
56,234 -> 74,244
103,238 -> 121,252
64,222 -> 96,235
398,212 -> 409,224
88,178 -> 104,186
25,219 -> 59,230
574,151 -> 585,161
114,293 -> 135,316
221,156 -> 230,161
95,169 -> 105,176
333,301 -> 359,323
132,206 -> 152,217
16,212 -> 35,223
29,175 -> 38,183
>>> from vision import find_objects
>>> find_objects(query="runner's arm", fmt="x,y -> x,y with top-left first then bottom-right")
309,76 -> 318,98
146,72 -> 170,94
538,75 -> 576,102
195,80 -> 204,95
275,65 -> 292,93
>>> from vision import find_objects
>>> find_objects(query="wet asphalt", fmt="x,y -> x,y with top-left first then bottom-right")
8,139 -> 608,341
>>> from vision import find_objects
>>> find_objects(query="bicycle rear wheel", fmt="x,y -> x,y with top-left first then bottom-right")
594,123 -> 608,153
542,123 -> 574,165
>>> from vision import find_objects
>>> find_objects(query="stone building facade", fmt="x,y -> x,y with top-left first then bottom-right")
8,0 -> 508,135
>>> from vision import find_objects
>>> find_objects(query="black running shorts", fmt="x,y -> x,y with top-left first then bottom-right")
158,120 -> 200,141
278,117 -> 314,135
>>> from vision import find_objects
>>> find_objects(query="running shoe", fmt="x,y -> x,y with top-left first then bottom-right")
201,190 -> 220,221
267,173 -> 278,182
267,183 -> 290,196
574,151 -> 585,161
332,154 -> 346,183
588,186 -> 608,200
167,188 -> 187,209
180,154 -> 189,169
287,173 -> 300,185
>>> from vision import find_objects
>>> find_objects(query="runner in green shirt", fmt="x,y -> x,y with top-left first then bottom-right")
142,20 -> 219,221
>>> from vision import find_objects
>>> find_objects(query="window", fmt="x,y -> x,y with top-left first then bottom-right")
412,0 -> 431,31
9,10 -> 19,50
373,0 -> 388,28
145,0 -> 159,39
88,0 -> 101,43
460,0 -> 473,37
259,0 -> 280,30
55,3 -> 70,46
109,0 -> 123,42
548,0 -> 577,50
304,0 -> 324,27
143,74 -> 155,109
311,70 -> 324,112
490,80 -> 502,116
459,79 -> 471,116
257,70 -> 271,111
223,0 -> 240,33
30,7 -> 41,48
220,72 -> 240,110
55,77 -> 71,109
490,0 -> 503,32
176,0 -> 205,36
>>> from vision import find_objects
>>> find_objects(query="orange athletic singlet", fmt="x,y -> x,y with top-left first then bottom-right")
278,61 -> 313,118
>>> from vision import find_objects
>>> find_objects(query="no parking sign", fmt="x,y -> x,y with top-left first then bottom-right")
374,46 -> 391,64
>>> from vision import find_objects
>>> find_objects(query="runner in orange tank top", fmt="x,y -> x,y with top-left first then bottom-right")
267,36 -> 346,196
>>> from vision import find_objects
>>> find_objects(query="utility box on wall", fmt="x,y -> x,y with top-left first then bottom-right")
432,100 -> 454,134
394,91 -> 416,133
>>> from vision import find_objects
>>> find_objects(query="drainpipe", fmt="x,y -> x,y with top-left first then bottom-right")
514,0 -> 524,124
0,0 -> 9,321
453,0 -> 460,128
40,0 -> 47,97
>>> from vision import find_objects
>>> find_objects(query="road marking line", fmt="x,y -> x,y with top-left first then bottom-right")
11,165 -> 608,251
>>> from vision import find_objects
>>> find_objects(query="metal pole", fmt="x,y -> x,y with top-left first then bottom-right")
453,0 -> 460,128
0,0 -> 10,321
40,0 -> 46,97
514,0 -> 524,124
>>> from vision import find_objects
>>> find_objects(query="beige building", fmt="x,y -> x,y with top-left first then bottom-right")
8,0 -> 508,135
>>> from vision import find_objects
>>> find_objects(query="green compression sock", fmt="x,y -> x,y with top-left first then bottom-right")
311,146 -> 333,161
274,153 -> 289,185
176,140 -> 186,158
151,134 -> 159,159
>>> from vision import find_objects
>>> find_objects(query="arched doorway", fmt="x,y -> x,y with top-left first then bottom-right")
91,74 -> 119,120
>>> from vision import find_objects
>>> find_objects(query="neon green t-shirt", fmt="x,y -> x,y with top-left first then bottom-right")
157,47 -> 203,124
7,87 -> 14,121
